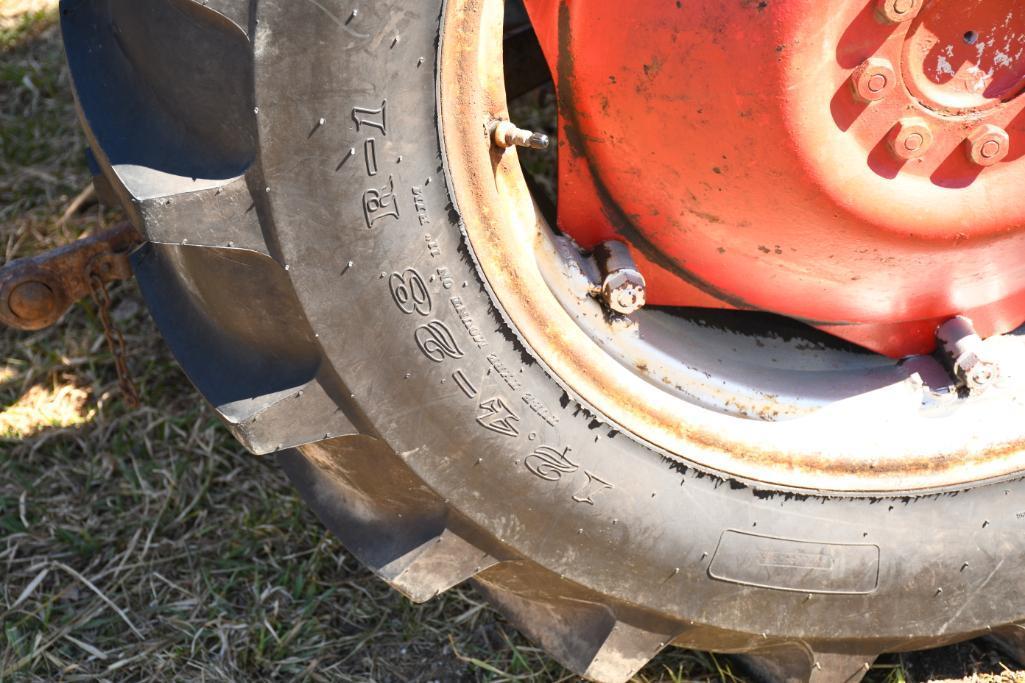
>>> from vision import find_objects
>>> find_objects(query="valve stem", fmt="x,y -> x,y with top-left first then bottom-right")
492,120 -> 550,150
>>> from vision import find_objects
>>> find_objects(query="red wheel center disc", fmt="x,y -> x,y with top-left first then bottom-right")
904,0 -> 1025,112
523,0 -> 1025,357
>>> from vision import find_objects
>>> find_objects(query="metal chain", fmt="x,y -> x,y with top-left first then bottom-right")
87,269 -> 141,409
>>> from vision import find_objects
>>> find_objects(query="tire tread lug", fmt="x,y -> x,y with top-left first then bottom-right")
732,645 -> 876,683
136,176 -> 269,256
476,568 -> 685,683
278,440 -> 502,602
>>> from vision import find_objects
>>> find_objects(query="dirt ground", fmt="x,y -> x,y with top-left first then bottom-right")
2,3 -> 1025,682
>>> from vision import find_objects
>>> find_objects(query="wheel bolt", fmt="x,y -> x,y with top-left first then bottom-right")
492,121 -> 550,150
889,118 -> 933,161
595,241 -> 647,315
876,0 -> 921,24
965,125 -> 1010,167
603,270 -> 647,315
851,58 -> 896,103
936,316 -> 1000,394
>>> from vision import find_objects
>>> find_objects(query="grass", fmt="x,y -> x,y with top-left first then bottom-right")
1,3 -> 1024,682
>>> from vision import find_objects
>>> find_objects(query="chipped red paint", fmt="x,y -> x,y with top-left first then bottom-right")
523,0 -> 1025,357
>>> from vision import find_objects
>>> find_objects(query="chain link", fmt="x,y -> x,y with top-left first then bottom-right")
87,268 -> 141,409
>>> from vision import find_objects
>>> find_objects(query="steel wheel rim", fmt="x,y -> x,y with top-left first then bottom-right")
439,0 -> 1025,493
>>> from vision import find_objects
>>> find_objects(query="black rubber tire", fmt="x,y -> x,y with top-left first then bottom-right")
60,1 -> 1025,681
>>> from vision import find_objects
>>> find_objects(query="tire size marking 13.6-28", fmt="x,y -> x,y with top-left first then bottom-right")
385,265 -> 614,505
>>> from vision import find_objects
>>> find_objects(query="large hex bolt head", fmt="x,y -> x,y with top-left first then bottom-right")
965,125 -> 1010,167
594,240 -> 647,316
876,0 -> 921,24
936,315 -> 1001,394
889,118 -> 933,160
602,269 -> 647,316
959,353 -> 1000,392
851,58 -> 896,103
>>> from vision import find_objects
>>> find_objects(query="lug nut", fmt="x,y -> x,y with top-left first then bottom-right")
936,316 -> 1000,394
595,241 -> 646,315
876,0 -> 921,24
851,58 -> 896,103
965,125 -> 1010,167
603,270 -> 646,316
492,121 -> 550,150
889,118 -> 933,160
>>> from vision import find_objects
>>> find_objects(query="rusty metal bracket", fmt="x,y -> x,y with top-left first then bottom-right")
0,222 -> 142,331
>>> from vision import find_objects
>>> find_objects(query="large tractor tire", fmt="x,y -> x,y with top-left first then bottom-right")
60,0 -> 1025,681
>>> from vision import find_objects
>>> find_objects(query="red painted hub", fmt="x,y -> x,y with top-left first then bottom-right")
522,0 -> 1025,357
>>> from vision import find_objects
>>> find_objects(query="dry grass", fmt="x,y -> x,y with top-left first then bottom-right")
0,0 -> 55,30
1,4 -> 1024,683
0,383 -> 93,439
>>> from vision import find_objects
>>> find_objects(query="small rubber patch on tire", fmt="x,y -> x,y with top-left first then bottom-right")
708,531 -> 880,594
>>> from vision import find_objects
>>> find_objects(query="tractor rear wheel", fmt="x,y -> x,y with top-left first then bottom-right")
60,0 -> 1025,680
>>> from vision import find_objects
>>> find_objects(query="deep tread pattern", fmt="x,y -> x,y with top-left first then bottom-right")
985,625 -> 1025,667
378,530 -> 499,603
476,564 -> 685,683
229,371 -> 357,455
132,243 -> 361,450
62,0 -> 255,207
136,177 -> 269,256
733,645 -> 875,683
278,440 -> 501,603
279,443 -> 678,681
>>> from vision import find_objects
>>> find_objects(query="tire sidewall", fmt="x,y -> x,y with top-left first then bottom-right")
249,0 -> 1025,645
